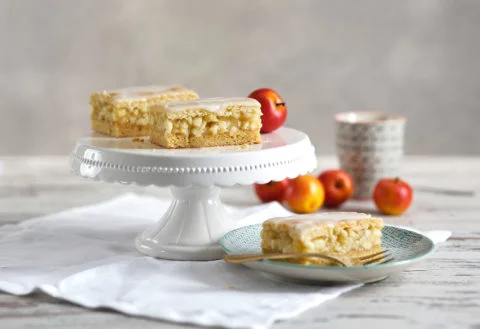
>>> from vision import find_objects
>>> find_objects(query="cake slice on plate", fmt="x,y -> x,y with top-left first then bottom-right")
261,212 -> 384,265
149,97 -> 263,149
90,85 -> 198,137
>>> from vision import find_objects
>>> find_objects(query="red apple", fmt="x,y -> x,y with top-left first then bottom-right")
254,179 -> 289,203
248,88 -> 287,133
318,169 -> 354,207
373,178 -> 413,215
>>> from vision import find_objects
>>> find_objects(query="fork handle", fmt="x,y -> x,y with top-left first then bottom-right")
223,253 -> 346,266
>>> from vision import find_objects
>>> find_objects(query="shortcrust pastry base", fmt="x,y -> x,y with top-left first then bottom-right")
277,246 -> 384,266
151,130 -> 261,149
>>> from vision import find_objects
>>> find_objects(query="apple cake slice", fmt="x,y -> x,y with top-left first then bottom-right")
261,212 -> 384,265
90,85 -> 198,137
149,97 -> 262,148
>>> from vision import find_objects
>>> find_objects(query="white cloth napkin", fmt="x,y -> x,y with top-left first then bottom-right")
0,194 -> 451,329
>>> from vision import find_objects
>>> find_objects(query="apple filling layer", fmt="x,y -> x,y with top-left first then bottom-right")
261,212 -> 384,265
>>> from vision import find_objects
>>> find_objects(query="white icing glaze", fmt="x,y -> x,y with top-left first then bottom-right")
106,85 -> 194,101
158,97 -> 261,113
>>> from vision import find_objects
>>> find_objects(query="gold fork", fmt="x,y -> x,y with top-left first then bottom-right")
223,249 -> 393,267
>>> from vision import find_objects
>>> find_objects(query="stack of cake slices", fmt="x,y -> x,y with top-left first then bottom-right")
90,85 -> 262,149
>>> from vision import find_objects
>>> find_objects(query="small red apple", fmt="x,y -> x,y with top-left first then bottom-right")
248,88 -> 287,133
283,175 -> 325,214
318,169 -> 354,208
254,179 -> 289,203
373,178 -> 413,215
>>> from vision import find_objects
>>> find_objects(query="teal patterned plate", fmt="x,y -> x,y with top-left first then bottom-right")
220,224 -> 435,284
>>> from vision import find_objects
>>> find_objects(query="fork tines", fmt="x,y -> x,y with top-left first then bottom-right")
358,249 -> 394,265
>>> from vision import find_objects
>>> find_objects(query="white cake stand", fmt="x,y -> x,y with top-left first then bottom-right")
70,127 -> 317,260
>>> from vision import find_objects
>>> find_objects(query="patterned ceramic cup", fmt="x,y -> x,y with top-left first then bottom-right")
335,112 -> 406,199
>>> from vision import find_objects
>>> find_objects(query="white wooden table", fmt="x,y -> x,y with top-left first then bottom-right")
0,156 -> 479,329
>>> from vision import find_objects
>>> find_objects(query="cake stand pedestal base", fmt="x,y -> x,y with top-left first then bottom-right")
135,186 -> 236,260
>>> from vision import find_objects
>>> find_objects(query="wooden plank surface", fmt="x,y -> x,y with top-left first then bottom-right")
0,156 -> 479,329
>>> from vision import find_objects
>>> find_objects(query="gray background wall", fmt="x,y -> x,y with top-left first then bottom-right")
1,0 -> 479,155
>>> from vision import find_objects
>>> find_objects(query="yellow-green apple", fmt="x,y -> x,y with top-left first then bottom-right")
283,175 -> 325,214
